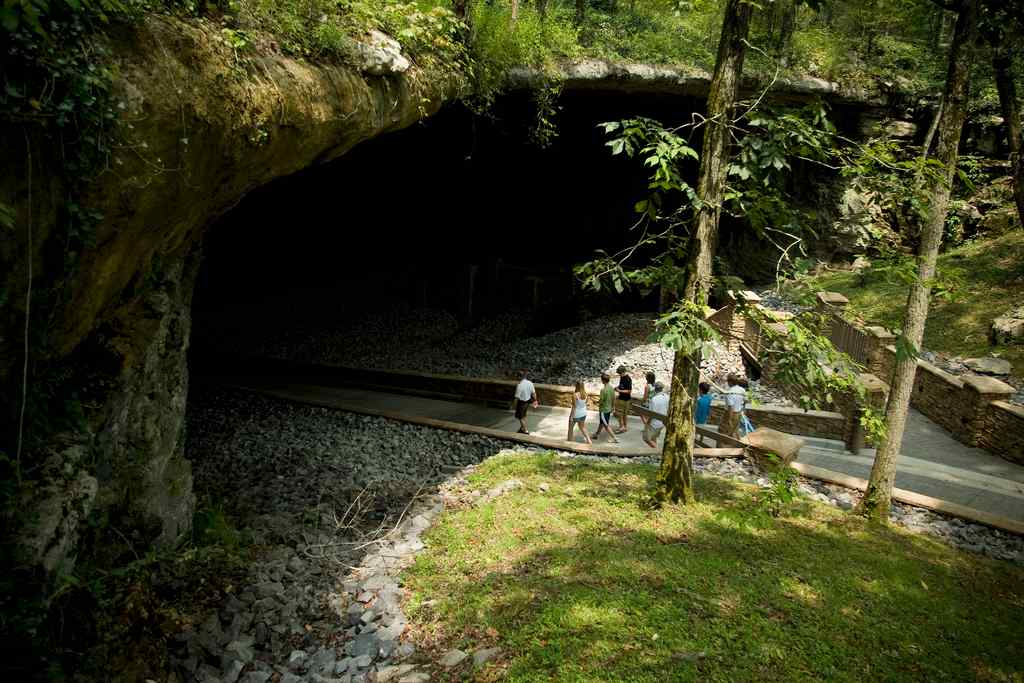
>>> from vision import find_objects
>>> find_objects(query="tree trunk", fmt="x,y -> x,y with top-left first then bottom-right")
656,0 -> 753,505
770,0 -> 797,57
683,0 -> 753,302
993,42 -> 1024,228
858,0 -> 979,522
575,0 -> 584,26
920,95 -> 943,159
655,348 -> 698,504
537,0 -> 548,21
511,0 -> 519,25
453,0 -> 469,22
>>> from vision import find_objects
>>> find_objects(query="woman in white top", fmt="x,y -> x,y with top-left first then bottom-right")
567,379 -> 593,444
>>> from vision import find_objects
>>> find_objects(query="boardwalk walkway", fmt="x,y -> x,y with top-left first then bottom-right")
207,374 -> 1024,530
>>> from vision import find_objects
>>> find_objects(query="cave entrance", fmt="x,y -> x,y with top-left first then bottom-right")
189,90 -> 712,367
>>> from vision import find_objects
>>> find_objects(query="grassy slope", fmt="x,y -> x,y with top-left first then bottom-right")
805,231 -> 1024,376
403,453 -> 1024,682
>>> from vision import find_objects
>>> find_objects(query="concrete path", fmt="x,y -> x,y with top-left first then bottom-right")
210,376 -> 1024,528
797,409 -> 1024,525
218,378 -> 663,454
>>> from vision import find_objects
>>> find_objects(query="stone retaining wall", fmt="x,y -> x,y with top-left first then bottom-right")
815,296 -> 1019,462
709,403 -> 845,440
978,401 -> 1024,465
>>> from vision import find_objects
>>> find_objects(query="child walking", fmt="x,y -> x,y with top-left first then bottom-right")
695,382 -> 713,425
567,380 -> 593,444
592,373 -> 619,443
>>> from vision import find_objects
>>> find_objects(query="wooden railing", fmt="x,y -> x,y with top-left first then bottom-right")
630,403 -> 747,456
827,313 -> 871,365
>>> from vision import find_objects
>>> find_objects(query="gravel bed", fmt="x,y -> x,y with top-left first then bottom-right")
178,385 -> 522,683
755,288 -> 809,315
205,307 -> 792,405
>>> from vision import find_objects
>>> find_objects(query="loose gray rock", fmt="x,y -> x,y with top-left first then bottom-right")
287,650 -> 307,671
377,664 -> 417,682
440,649 -> 468,668
397,674 -> 430,683
991,306 -> 1024,346
222,659 -> 245,683
472,647 -> 501,667
241,673 -> 272,683
348,633 -> 382,659
482,480 -> 523,502
964,356 -> 1012,375
352,30 -> 411,76
309,647 -> 337,675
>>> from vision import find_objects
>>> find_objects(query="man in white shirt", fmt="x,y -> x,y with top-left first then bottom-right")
643,381 -> 670,448
718,374 -> 747,440
513,369 -> 539,435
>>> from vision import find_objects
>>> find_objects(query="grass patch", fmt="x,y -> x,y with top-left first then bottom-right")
403,452 -> 1024,682
805,231 -> 1024,375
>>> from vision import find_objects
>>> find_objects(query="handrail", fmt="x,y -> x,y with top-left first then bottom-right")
629,402 -> 748,450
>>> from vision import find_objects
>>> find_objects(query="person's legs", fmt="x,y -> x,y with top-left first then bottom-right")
718,410 -> 740,444
598,412 -> 618,442
515,400 -> 528,434
580,418 -> 592,444
614,399 -> 627,433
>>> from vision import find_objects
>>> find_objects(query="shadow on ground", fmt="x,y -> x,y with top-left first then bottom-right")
404,455 -> 1024,683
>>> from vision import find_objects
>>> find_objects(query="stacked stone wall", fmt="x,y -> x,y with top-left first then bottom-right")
978,401 -> 1024,465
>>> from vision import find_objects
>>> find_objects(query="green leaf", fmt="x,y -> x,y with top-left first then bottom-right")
895,335 -> 920,362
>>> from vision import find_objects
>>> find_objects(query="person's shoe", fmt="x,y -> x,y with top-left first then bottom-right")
517,428 -> 527,434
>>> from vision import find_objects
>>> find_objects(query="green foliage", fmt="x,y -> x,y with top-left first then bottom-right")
577,2 -> 718,67
716,455 -> 802,527
804,230 -> 1024,377
464,1 -> 579,110
653,300 -> 722,356
192,501 -> 243,549
229,0 -> 467,64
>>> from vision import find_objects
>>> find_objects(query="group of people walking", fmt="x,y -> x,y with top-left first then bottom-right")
513,367 -> 752,448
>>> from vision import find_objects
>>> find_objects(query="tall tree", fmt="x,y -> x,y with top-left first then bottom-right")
858,0 -> 980,521
655,0 -> 754,505
988,20 -> 1023,226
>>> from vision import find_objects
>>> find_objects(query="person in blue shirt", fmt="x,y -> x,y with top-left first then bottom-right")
695,382 -> 713,425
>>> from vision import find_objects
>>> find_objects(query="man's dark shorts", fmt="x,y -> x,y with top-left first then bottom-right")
515,399 -> 531,420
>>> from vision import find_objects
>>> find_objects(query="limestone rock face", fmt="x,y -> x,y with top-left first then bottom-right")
828,186 -> 884,257
0,15 -> 460,580
16,442 -> 99,579
991,307 -> 1024,346
353,30 -> 412,76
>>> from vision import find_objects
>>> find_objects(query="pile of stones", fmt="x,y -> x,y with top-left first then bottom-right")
177,386 -> 522,683
213,304 -> 782,402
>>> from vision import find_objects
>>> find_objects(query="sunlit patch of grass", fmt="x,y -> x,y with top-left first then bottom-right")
403,452 -> 1024,682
